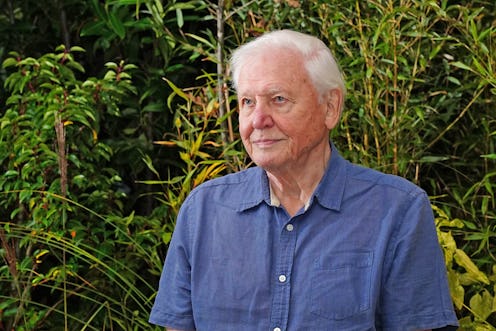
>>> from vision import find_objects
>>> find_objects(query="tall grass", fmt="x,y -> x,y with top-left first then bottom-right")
0,191 -> 165,330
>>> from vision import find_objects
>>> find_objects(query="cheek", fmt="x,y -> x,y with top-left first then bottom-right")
238,119 -> 252,141
290,121 -> 326,146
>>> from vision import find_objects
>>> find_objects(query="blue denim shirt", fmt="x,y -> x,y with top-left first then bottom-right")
149,145 -> 458,330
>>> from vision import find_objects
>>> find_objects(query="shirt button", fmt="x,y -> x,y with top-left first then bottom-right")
278,274 -> 287,283
274,328 -> 282,331
286,224 -> 294,231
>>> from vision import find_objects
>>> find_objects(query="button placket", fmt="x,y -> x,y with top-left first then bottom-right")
269,216 -> 297,331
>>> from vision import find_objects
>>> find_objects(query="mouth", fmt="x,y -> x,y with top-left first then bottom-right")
251,138 -> 282,148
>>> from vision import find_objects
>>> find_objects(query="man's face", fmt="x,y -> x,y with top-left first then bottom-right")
237,48 -> 340,173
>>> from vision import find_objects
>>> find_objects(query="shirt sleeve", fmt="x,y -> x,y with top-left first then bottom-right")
377,190 -> 458,331
149,200 -> 196,330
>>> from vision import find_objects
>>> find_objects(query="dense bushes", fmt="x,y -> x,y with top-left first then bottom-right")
0,0 -> 495,329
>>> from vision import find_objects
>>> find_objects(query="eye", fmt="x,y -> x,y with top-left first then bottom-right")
273,95 -> 286,103
241,97 -> 254,107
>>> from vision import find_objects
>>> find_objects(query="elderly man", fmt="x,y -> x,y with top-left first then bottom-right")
149,30 -> 458,331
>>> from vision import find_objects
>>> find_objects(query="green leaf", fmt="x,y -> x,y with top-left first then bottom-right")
447,76 -> 461,86
451,61 -> 472,71
454,249 -> 490,285
90,0 -> 107,21
185,33 -> 215,49
80,21 -> 108,37
4,170 -> 19,178
163,78 -> 190,104
176,8 -> 184,28
108,11 -> 126,39
419,155 -> 450,163
104,62 -> 119,70
141,154 -> 160,178
69,46 -> 86,53
65,60 -> 85,73
2,57 -> 18,69
469,290 -> 496,322
447,270 -> 464,310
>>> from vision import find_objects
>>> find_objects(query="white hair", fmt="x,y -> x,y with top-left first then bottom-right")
229,30 -> 346,102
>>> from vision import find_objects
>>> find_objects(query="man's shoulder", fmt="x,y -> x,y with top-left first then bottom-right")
186,166 -> 264,204
196,166 -> 261,189
346,161 -> 425,197
185,167 -> 265,210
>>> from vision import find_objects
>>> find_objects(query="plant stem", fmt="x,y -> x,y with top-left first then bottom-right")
55,112 -> 69,329
426,88 -> 485,150
216,0 -> 230,167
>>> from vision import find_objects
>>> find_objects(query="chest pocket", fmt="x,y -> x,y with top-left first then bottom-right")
311,251 -> 373,320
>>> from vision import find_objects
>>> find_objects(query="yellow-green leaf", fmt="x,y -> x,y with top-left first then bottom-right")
447,269 -> 464,310
163,78 -> 189,102
454,249 -> 490,285
469,290 -> 495,321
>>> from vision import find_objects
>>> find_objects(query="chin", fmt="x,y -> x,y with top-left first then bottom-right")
250,151 -> 288,170
253,160 -> 285,172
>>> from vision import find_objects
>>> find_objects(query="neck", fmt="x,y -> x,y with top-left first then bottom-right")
267,145 -> 331,216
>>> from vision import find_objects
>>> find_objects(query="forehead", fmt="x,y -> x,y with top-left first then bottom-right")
236,48 -> 310,95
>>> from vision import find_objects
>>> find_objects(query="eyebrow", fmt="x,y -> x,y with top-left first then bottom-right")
239,86 -> 287,97
267,86 -> 285,93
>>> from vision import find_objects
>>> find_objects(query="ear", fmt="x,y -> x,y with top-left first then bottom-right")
324,89 -> 343,130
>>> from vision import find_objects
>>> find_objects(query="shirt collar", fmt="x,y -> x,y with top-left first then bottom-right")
312,142 -> 346,212
237,141 -> 347,212
230,166 -> 269,212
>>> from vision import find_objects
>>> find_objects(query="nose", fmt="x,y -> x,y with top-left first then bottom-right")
252,102 -> 274,129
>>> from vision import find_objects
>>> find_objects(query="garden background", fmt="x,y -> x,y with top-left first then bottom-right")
0,0 -> 495,330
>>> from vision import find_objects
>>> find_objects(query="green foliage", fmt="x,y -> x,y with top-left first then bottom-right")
0,46 -> 165,330
139,76 -> 246,227
435,205 -> 496,330
0,206 -> 165,331
78,0 -> 216,217
0,0 -> 495,329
